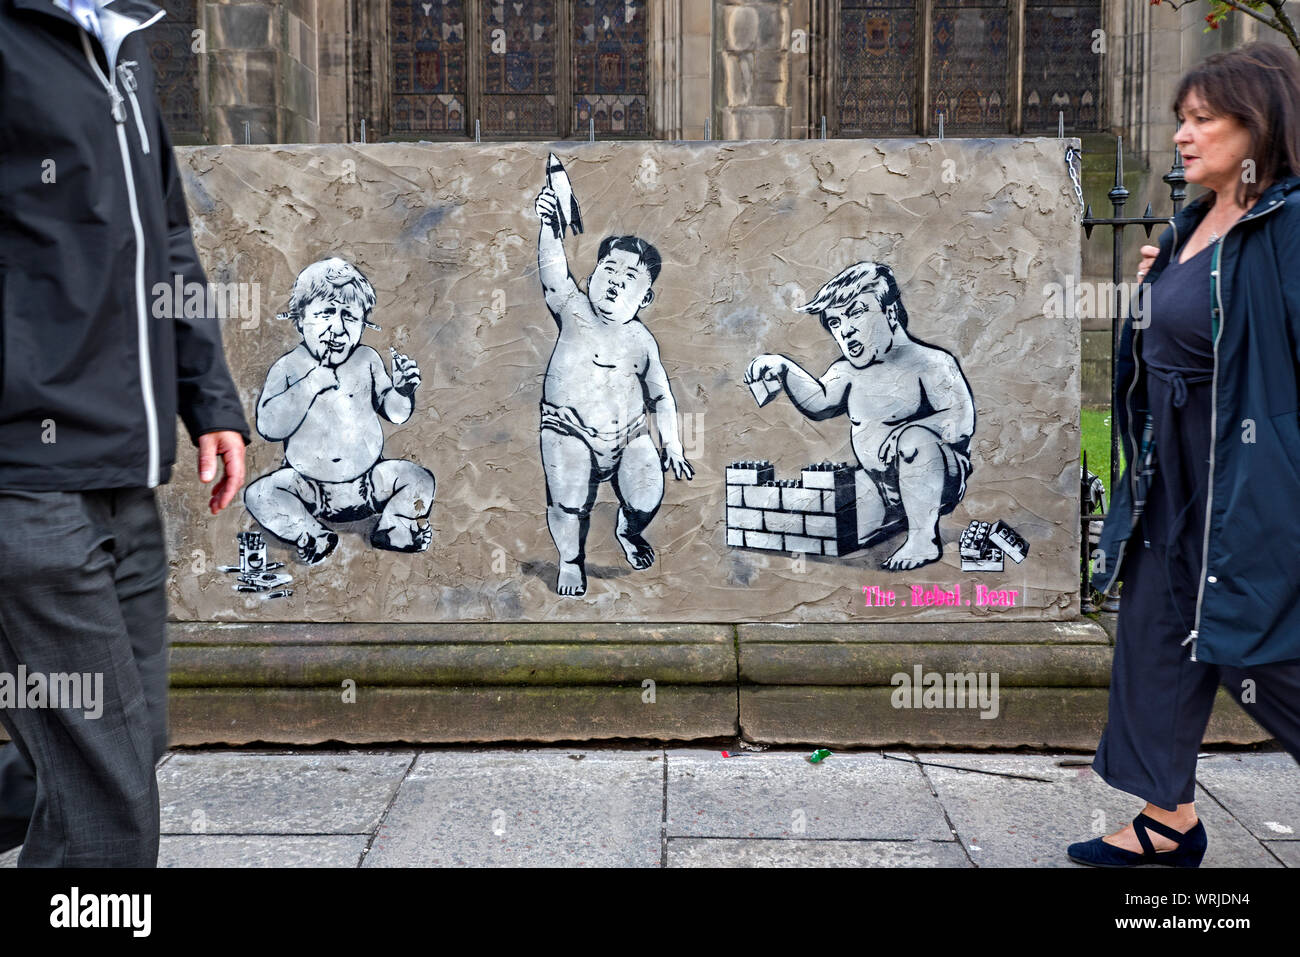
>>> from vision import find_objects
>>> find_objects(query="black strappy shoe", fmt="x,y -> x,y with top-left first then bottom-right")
1067,813 -> 1206,868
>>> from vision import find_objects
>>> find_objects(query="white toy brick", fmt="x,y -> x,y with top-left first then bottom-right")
763,510 -> 804,534
785,534 -> 822,554
805,514 -> 838,537
745,530 -> 785,550
744,485 -> 781,509
727,507 -> 763,530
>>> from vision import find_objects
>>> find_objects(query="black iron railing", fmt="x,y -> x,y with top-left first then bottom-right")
1078,140 -> 1188,613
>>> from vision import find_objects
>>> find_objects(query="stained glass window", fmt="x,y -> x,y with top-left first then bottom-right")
480,0 -> 559,136
838,0 -> 918,135
148,0 -> 202,142
1022,1 -> 1102,132
392,0 -> 468,134
929,0 -> 1009,134
572,0 -> 649,135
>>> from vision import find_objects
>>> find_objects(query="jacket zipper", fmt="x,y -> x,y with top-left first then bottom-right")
1099,218 -> 1173,596
1185,198 -> 1287,661
117,61 -> 151,155
79,29 -> 160,488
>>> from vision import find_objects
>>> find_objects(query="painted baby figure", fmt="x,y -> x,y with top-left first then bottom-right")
535,185 -> 694,597
244,258 -> 436,564
745,261 -> 975,570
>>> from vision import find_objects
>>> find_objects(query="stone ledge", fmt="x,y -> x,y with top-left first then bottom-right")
737,621 -> 1110,645
741,642 -> 1112,686
171,642 -> 737,686
170,686 -> 738,745
739,687 -> 1274,749
169,621 -> 736,646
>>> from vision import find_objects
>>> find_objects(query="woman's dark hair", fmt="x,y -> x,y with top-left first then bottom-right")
1173,42 -> 1300,207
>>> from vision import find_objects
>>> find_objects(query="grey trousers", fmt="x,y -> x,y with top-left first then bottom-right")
0,488 -> 168,867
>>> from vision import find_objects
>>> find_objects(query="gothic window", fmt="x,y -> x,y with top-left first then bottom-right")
929,0 -> 1009,134
391,0 -> 469,135
832,0 -> 1102,136
389,0 -> 650,139
1022,1 -> 1103,133
147,0 -> 204,143
838,0 -> 918,135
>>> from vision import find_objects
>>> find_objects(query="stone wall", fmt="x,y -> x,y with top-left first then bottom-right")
715,0 -> 792,139
202,0 -> 319,143
163,138 -> 1082,624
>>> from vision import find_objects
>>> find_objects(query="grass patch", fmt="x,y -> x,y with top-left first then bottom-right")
1081,406 -> 1126,505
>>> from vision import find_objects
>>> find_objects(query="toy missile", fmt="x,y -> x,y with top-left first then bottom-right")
545,152 -> 583,240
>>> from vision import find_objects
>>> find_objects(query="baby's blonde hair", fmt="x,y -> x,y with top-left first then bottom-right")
798,261 -> 908,331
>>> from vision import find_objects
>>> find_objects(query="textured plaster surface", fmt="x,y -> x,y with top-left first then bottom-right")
163,138 -> 1082,623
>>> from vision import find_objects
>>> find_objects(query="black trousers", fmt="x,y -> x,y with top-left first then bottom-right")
0,488 -> 168,866
1093,538 -> 1300,811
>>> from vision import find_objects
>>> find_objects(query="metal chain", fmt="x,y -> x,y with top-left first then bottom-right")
1065,145 -> 1085,221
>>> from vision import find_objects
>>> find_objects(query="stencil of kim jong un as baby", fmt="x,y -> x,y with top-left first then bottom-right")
745,261 -> 975,571
244,257 -> 436,565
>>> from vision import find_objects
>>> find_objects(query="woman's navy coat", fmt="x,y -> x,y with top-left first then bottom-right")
1093,173 -> 1300,667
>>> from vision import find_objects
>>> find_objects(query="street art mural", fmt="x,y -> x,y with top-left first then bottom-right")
167,139 -> 1081,622
739,262 -> 976,571
534,155 -> 694,597
243,258 -> 437,566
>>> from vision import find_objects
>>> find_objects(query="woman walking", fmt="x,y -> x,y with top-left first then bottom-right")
1069,43 -> 1300,867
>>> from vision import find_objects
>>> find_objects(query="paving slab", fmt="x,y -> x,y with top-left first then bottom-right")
665,749 -> 954,840
158,751 -> 414,834
159,835 -> 368,867
362,750 -> 663,867
915,753 -> 1282,868
667,837 -> 971,867
1194,753 -> 1300,842
1264,841 -> 1300,867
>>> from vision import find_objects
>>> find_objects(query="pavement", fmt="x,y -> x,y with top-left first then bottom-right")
2,747 -> 1296,867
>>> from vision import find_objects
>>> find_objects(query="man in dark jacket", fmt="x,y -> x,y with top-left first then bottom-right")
0,0 -> 249,866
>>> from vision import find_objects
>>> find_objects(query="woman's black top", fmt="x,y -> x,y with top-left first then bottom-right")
1138,241 -> 1216,612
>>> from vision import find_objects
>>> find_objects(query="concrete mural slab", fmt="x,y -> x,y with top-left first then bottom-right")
164,138 -> 1081,623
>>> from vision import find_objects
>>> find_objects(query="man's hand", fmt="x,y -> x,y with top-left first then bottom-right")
661,442 -> 695,481
198,430 -> 246,515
